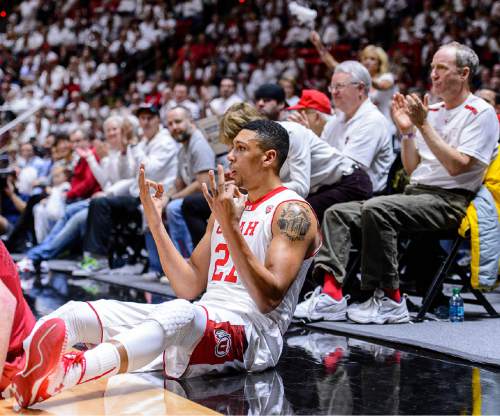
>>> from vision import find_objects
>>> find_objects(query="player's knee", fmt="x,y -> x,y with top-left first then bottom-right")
147,299 -> 196,336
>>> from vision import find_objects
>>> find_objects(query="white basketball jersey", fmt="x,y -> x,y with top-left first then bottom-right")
199,186 -> 314,338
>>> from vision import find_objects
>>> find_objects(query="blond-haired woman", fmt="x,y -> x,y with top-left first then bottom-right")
359,45 -> 397,130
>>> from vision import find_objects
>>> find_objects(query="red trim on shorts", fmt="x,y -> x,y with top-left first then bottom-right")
162,351 -> 167,379
188,309 -> 247,366
245,186 -> 288,211
85,302 -> 104,343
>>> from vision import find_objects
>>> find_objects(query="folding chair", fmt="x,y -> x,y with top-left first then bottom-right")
414,234 -> 499,322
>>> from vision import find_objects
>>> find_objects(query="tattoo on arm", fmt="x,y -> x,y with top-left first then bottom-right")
277,203 -> 312,241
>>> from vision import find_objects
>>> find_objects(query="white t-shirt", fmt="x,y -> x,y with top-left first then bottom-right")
207,94 -> 243,116
128,128 -> 179,197
279,121 -> 355,197
410,94 -> 499,192
321,99 -> 393,193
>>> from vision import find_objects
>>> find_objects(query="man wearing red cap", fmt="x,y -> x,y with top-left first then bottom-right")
285,89 -> 373,223
287,89 -> 333,137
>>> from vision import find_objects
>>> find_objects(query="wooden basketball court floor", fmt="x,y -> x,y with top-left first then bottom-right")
1,372 -> 220,415
2,326 -> 500,415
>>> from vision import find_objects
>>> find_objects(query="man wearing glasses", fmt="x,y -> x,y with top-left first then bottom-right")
322,60 -> 393,195
294,61 -> 393,321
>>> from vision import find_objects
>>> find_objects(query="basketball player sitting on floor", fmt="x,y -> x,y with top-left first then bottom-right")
10,119 -> 321,409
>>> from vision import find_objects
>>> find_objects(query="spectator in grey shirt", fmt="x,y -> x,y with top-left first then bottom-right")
162,106 -> 216,257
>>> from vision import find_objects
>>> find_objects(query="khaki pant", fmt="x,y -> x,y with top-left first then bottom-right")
313,185 -> 473,290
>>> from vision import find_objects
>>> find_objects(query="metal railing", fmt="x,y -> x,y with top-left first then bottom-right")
0,102 -> 45,138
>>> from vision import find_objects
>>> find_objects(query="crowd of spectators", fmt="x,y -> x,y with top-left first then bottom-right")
2,0 -> 500,405
0,0 -> 498,131
0,0 -> 499,280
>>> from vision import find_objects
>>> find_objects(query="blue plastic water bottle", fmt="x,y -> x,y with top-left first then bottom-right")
449,288 -> 464,322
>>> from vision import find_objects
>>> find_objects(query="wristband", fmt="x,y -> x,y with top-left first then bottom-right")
401,132 -> 415,140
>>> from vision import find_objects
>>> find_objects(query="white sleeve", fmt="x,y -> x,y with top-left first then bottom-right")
140,137 -> 179,186
280,123 -> 311,198
456,109 -> 499,165
105,178 -> 135,197
86,154 -> 109,189
45,183 -> 69,221
377,72 -> 395,85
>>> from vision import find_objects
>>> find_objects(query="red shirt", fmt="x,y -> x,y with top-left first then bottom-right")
66,147 -> 102,202
0,241 -> 36,391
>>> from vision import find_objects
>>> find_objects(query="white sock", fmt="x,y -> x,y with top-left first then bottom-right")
47,343 -> 120,396
79,343 -> 120,384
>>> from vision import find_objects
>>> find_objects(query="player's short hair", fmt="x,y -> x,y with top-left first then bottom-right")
219,102 -> 264,145
240,119 -> 289,171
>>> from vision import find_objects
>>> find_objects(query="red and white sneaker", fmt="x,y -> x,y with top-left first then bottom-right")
11,318 -> 67,409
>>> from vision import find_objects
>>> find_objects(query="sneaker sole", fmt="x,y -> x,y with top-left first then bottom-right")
347,312 -> 410,324
293,310 -> 310,320
13,318 -> 67,408
307,310 -> 347,322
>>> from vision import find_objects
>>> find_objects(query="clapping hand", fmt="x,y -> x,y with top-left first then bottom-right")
391,93 -> 414,134
75,147 -> 92,159
392,92 -> 429,134
287,111 -> 311,129
406,93 -> 429,127
310,30 -> 322,48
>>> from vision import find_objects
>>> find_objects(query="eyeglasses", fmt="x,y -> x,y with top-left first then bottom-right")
328,82 -> 361,93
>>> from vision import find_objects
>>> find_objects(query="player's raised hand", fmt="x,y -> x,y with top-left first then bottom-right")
202,164 -> 245,229
138,164 -> 167,228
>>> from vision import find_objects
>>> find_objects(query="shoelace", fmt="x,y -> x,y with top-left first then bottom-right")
53,351 -> 87,391
369,295 -> 383,309
306,288 -> 324,314
303,287 -> 321,301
